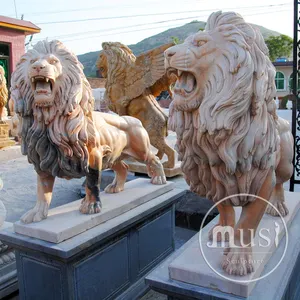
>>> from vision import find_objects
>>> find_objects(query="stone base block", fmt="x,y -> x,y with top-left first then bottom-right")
0,139 -> 15,149
0,187 -> 185,300
0,123 -> 15,149
168,191 -> 300,297
14,178 -> 174,243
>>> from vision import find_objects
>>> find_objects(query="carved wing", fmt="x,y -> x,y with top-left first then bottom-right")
124,42 -> 174,100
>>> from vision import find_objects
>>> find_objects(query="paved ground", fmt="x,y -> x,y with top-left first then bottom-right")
0,156 -> 85,222
0,144 -> 194,300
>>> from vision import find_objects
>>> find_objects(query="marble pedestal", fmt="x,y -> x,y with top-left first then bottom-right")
0,123 -> 14,149
146,192 -> 300,300
0,181 -> 185,300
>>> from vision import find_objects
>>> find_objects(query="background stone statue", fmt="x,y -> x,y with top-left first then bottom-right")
0,66 -> 8,123
165,11 -> 293,276
98,42 -> 176,168
10,40 -> 166,224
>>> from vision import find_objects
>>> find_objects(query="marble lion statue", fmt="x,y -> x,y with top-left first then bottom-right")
10,40 -> 166,224
0,66 -> 8,123
98,42 -> 176,168
165,11 -> 293,275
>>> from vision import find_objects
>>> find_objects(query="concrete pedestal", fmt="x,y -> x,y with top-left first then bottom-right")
0,186 -> 185,300
0,123 -> 14,149
0,222 -> 17,299
146,193 -> 300,300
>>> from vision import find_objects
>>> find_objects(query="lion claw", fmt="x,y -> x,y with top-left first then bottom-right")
21,208 -> 48,224
104,183 -> 124,194
151,175 -> 167,185
80,201 -> 102,214
266,200 -> 289,217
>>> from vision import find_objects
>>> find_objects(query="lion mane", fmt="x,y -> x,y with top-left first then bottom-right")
169,11 -> 279,205
0,66 -> 8,108
10,40 -> 97,178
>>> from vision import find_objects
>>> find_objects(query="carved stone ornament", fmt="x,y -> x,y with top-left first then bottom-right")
165,11 -> 294,276
98,42 -> 177,168
10,40 -> 166,224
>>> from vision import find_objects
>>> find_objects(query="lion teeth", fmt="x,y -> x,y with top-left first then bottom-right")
45,78 -> 49,82
178,70 -> 183,77
31,78 -> 35,83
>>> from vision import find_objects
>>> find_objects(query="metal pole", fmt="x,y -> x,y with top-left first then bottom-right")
290,0 -> 299,191
13,0 -> 18,19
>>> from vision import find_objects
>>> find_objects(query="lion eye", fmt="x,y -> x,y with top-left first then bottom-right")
197,40 -> 207,47
49,59 -> 58,64
30,59 -> 37,64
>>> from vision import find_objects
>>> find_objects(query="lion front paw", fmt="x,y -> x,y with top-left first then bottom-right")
21,205 -> 48,224
150,175 -> 167,185
79,199 -> 102,214
266,200 -> 289,217
208,224 -> 234,242
222,247 -> 254,276
104,183 -> 124,194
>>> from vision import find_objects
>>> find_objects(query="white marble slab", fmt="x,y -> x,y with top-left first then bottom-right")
169,191 -> 300,297
14,179 -> 174,244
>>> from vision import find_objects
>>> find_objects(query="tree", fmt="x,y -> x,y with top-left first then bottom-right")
265,34 -> 293,62
170,36 -> 183,45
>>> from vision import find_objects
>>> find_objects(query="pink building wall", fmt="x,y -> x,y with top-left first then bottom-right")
0,27 -> 25,74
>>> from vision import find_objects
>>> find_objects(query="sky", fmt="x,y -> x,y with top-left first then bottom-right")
1,0 -> 293,55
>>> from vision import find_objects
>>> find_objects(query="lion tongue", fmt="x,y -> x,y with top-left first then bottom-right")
36,81 -> 51,93
183,72 -> 195,93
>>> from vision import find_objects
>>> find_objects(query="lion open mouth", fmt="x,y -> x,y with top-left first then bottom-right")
31,76 -> 55,106
167,68 -> 196,98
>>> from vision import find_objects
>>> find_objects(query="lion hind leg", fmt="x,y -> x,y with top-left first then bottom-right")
150,136 -> 175,169
267,123 -> 293,217
145,153 -> 167,185
266,183 -> 289,217
105,160 -> 128,193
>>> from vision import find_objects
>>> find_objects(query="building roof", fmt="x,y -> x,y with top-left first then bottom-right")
0,15 -> 40,35
272,61 -> 293,67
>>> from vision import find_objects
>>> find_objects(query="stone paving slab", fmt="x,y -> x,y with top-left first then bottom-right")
0,157 -> 85,222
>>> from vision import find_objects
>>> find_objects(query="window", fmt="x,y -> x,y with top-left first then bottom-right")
275,72 -> 285,91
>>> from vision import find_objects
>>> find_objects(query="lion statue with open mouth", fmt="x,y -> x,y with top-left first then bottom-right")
10,40 -> 166,224
165,11 -> 293,276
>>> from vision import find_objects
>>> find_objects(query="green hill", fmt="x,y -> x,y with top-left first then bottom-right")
78,20 -> 281,77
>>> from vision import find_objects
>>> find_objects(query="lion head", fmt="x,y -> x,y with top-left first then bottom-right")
11,40 -> 97,178
165,12 -> 279,205
0,66 -> 8,107
96,51 -> 108,78
101,42 -> 135,81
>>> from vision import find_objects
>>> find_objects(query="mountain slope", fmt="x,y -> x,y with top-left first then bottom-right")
78,21 -> 281,77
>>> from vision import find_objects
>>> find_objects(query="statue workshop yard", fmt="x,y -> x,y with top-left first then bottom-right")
0,4 -> 299,300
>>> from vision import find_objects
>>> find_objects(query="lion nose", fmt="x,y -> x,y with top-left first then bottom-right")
33,63 -> 45,72
165,49 -> 176,58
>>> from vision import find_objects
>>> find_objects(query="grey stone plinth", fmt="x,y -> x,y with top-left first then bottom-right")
0,222 -> 17,299
0,188 -> 185,300
145,193 -> 300,300
14,179 -> 174,243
